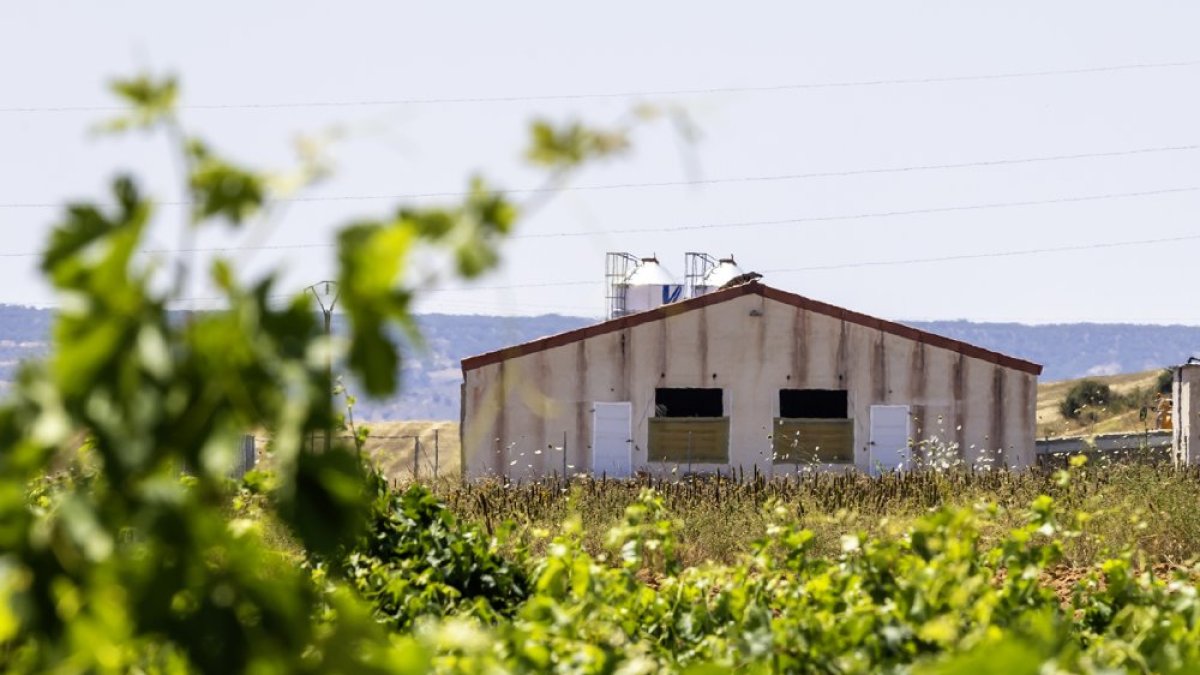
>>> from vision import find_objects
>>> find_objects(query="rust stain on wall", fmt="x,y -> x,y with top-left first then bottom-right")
910,342 -> 929,444
953,354 -> 966,457
755,297 -> 767,366
533,351 -> 549,475
618,329 -> 631,401
1021,373 -> 1034,454
836,321 -> 849,385
872,331 -> 887,402
575,340 -> 588,473
991,366 -> 1006,466
793,308 -> 809,383
656,319 -> 668,380
494,361 -> 507,475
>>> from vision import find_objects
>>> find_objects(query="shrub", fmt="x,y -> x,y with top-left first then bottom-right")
331,476 -> 528,629
1060,379 -> 1115,421
1157,368 -> 1174,395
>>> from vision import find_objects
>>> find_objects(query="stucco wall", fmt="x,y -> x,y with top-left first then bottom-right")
1172,364 -> 1200,466
462,293 -> 1037,479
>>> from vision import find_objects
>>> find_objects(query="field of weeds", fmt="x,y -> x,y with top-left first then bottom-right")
436,462 -> 1200,569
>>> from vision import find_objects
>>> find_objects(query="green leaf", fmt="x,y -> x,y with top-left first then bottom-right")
336,221 -> 415,396
276,448 -> 369,556
103,74 -> 178,131
42,177 -> 146,278
187,143 -> 265,225
526,119 -> 628,168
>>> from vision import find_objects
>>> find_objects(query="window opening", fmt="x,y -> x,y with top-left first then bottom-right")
779,389 -> 847,419
655,388 -> 723,417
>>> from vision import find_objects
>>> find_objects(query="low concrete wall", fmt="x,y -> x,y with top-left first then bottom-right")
1036,431 -> 1170,455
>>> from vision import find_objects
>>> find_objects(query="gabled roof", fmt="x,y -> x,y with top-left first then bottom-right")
461,282 -> 1043,375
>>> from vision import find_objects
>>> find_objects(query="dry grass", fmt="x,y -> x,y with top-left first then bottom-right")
435,464 -> 1200,569
1037,369 -> 1167,438
355,420 -> 461,481
253,421 -> 461,482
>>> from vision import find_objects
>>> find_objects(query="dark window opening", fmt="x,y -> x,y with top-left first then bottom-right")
780,389 -> 848,419
655,388 -> 723,417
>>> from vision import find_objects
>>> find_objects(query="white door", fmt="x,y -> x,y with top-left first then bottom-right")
592,402 -> 632,477
870,405 -> 911,474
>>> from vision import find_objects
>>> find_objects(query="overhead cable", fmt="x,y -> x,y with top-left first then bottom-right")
1,142 -> 1196,210
514,186 -> 1200,238
2,185 -> 1196,258
2,59 -> 1197,113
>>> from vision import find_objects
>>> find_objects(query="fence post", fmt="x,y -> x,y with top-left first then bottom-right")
687,430 -> 693,477
434,429 -> 440,480
413,436 -> 420,481
562,430 -> 568,478
243,434 -> 256,475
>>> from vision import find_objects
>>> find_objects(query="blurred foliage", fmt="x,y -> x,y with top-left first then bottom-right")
185,140 -> 266,225
526,119 -> 629,168
0,73 -> 624,672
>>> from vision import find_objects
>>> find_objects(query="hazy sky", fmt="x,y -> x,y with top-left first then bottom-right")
3,2 -> 1199,323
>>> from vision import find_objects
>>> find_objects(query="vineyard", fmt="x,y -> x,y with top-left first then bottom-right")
249,460 -> 1200,673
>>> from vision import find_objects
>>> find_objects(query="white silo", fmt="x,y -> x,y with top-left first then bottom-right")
694,256 -> 744,296
623,257 -> 683,314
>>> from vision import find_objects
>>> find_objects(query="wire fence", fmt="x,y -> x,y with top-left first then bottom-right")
237,427 -> 1176,485
295,428 -> 453,481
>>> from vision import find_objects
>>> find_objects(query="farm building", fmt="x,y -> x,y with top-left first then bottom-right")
460,273 -> 1042,480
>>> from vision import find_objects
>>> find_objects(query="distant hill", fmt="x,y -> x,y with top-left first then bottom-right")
4,305 -> 1200,421
904,321 -> 1200,382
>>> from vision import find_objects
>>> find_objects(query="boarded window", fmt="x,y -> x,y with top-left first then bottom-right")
775,389 -> 853,464
779,389 -> 847,419
655,388 -> 723,418
773,419 -> 854,464
648,418 -> 729,463
650,389 -> 728,463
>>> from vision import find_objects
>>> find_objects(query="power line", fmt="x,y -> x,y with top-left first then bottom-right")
426,281 -> 598,292
3,232 -> 1194,313
0,242 -> 330,258
166,280 -> 599,301
3,142 -> 1197,210
7,291 -> 597,316
762,232 -> 1200,274
514,185 -> 1200,239
400,232 -> 1200,288
3,184 -> 1196,259
3,59 -> 1197,114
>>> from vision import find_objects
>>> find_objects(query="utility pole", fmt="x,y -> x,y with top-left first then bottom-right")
306,281 -> 340,453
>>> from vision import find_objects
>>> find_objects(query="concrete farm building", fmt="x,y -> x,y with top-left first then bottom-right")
460,259 -> 1042,480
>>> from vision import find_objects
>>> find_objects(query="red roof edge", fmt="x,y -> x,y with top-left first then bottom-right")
460,282 -> 1043,376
